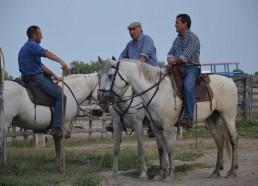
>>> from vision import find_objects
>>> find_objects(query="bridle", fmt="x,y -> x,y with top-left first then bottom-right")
101,61 -> 167,130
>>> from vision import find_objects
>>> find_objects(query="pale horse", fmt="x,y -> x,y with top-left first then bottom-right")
98,59 -> 238,182
98,57 -> 148,179
0,73 -> 99,171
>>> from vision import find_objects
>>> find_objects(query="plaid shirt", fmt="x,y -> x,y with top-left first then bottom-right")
167,30 -> 200,66
18,39 -> 47,77
119,33 -> 158,67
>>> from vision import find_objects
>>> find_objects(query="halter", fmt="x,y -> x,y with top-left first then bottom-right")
106,61 -> 168,130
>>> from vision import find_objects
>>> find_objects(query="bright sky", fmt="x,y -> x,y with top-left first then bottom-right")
0,0 -> 257,77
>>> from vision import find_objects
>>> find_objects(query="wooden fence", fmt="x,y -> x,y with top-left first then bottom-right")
251,77 -> 258,118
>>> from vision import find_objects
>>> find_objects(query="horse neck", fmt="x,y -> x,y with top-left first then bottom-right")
64,75 -> 95,104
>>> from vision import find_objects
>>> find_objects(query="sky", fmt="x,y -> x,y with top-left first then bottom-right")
0,0 -> 258,78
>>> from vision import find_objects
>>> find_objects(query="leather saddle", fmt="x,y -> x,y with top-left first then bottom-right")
14,75 -> 56,107
167,65 -> 213,102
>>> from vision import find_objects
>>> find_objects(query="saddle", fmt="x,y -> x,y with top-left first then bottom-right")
167,64 -> 213,102
14,74 -> 56,107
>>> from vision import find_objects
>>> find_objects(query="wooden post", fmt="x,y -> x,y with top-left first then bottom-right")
33,134 -> 46,148
89,111 -> 92,139
12,125 -> 16,141
101,113 -> 107,139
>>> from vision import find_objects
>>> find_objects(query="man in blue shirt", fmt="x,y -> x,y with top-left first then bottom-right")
119,22 -> 158,67
18,25 -> 68,137
167,14 -> 201,128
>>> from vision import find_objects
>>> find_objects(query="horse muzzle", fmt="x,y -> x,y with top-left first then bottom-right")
97,90 -> 115,104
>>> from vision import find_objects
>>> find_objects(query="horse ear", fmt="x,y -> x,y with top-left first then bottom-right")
98,56 -> 102,64
111,56 -> 116,61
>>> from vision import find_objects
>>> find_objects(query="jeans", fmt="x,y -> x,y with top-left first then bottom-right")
34,74 -> 67,128
183,66 -> 200,119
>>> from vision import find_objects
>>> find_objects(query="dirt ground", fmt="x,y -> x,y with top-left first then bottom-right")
99,138 -> 258,186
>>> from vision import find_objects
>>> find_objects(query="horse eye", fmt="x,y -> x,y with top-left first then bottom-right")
108,74 -> 113,79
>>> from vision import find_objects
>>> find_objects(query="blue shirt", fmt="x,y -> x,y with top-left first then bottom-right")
119,33 -> 158,67
167,30 -> 200,66
18,39 -> 47,76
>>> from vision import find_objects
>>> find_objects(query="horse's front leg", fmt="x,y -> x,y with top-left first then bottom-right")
153,129 -> 167,181
163,126 -> 175,183
134,123 -> 148,179
53,136 -> 63,173
112,122 -> 123,178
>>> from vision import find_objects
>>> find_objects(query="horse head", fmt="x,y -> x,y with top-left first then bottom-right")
97,57 -> 129,105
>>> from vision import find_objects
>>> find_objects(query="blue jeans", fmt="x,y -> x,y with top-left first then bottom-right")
34,74 -> 67,128
183,66 -> 199,119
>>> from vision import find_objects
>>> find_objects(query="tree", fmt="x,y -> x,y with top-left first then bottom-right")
233,69 -> 245,74
69,60 -> 100,74
254,71 -> 258,76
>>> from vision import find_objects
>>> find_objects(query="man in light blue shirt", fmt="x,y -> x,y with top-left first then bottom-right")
119,22 -> 158,67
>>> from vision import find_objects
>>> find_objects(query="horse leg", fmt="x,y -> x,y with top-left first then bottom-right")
206,112 -> 224,178
153,129 -> 167,181
162,126 -> 175,183
220,113 -> 238,178
112,123 -> 123,178
134,124 -> 148,179
53,136 -> 62,172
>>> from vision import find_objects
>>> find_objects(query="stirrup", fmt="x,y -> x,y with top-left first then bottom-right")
180,117 -> 193,128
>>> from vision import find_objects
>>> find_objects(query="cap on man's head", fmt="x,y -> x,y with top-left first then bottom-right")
127,22 -> 142,29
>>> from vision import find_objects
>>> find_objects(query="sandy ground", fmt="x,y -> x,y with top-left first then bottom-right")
99,138 -> 258,186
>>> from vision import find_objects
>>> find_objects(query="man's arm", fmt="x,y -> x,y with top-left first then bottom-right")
41,65 -> 60,81
44,51 -> 68,71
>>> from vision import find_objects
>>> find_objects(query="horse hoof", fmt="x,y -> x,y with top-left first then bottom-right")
226,170 -> 237,178
163,176 -> 174,183
210,173 -> 220,179
153,174 -> 163,181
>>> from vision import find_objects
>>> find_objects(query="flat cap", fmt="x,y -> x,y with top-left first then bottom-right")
127,22 -> 142,29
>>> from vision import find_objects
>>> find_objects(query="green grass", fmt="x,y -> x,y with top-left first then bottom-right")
1,118 -> 257,185
236,118 -> 258,138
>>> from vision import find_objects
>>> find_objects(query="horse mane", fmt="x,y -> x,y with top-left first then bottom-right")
120,59 -> 161,83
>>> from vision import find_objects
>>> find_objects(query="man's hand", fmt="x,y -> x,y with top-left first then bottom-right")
52,74 -> 61,82
60,61 -> 68,72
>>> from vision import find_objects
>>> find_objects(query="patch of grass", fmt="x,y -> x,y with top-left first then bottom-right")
75,176 -> 101,186
183,128 -> 211,139
174,150 -> 203,161
236,118 -> 258,138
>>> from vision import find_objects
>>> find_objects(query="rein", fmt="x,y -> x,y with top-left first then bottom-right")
108,61 -> 168,130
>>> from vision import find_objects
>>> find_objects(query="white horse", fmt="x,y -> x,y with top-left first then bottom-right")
0,73 -> 99,171
98,57 -> 148,179
97,59 -> 238,182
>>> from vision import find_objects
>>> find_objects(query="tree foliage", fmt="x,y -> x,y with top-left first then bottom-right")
69,60 -> 100,74
233,69 -> 245,74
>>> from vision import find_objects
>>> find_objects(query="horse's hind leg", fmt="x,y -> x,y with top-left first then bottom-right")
220,112 -> 238,178
134,123 -> 148,179
206,111 -> 224,178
